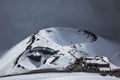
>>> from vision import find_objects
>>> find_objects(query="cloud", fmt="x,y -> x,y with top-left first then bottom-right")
0,0 -> 120,50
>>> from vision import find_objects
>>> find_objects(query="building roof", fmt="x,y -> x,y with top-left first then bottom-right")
83,56 -> 109,65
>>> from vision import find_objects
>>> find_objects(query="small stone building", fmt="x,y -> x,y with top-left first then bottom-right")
66,56 -> 111,72
81,56 -> 111,71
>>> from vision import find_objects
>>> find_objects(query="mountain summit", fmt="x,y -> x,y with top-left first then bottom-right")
0,27 -> 119,76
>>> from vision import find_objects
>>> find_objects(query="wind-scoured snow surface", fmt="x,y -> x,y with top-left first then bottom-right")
0,27 -> 120,77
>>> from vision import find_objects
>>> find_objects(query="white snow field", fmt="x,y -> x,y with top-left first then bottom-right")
0,27 -> 120,79
0,72 -> 119,80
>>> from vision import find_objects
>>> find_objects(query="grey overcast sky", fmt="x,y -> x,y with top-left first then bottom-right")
0,0 -> 120,51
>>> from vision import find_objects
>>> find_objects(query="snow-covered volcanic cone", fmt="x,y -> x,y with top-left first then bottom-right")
0,27 -> 119,76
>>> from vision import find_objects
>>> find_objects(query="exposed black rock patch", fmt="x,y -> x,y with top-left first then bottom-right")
21,66 -> 25,69
30,47 -> 58,55
17,64 -> 21,68
17,64 -> 25,69
83,30 -> 97,42
50,56 -> 60,64
36,39 -> 40,41
46,29 -> 52,33
28,55 -> 41,62
43,59 -> 47,64
26,32 -> 37,50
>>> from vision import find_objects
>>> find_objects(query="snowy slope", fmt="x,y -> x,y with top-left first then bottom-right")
0,27 -> 120,76
0,72 -> 119,80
